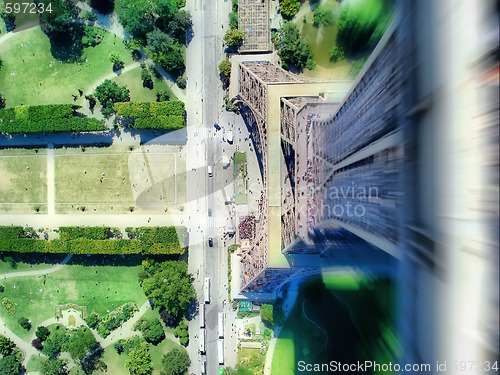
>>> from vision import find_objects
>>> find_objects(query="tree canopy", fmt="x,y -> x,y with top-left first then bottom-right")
168,10 -> 192,42
223,29 -> 244,47
141,261 -> 195,321
161,348 -> 190,375
125,341 -> 152,375
218,60 -> 232,77
66,327 -> 99,362
276,22 -> 314,71
0,355 -> 23,375
36,326 -> 51,342
115,0 -> 155,38
94,80 -> 130,116
134,318 -> 165,345
40,358 -> 67,375
313,6 -> 333,27
146,30 -> 184,73
336,0 -> 391,54
279,0 -> 300,19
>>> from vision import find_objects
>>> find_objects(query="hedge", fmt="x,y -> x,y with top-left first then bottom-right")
0,226 -> 187,255
133,116 -> 185,130
0,226 -> 26,240
114,101 -> 185,118
0,104 -> 106,134
113,101 -> 186,130
58,226 -> 110,241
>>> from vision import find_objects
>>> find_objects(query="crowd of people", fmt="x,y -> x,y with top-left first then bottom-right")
239,215 -> 256,240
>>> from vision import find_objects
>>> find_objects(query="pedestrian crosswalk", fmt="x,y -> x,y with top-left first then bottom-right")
207,216 -> 226,228
194,127 -> 225,139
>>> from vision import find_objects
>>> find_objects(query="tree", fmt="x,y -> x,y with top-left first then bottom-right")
146,30 -> 174,56
115,0 -> 155,38
229,11 -> 238,29
156,91 -> 170,102
32,338 -> 44,350
134,318 -> 165,345
141,261 -> 195,320
329,46 -> 345,62
336,0 -> 391,53
279,0 -> 300,19
125,341 -> 152,375
40,358 -> 67,375
223,29 -> 244,47
89,0 -> 114,14
0,355 -> 23,375
159,48 -> 185,73
81,11 -> 97,22
42,328 -> 68,358
141,70 -> 154,89
276,22 -> 314,71
313,6 -> 333,27
18,317 -> 31,331
36,326 -> 51,342
0,93 -> 5,110
260,304 -> 273,325
66,327 -> 99,362
146,30 -> 185,73
0,336 -> 14,356
94,80 -> 130,115
161,348 -> 190,375
109,52 -> 124,71
175,76 -> 186,89
168,10 -> 192,42
218,60 -> 231,77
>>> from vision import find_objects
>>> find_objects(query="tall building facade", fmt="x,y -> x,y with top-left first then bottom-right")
235,0 -> 498,366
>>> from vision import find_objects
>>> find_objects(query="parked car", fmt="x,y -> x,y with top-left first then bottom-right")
208,238 -> 213,247
208,208 -> 212,217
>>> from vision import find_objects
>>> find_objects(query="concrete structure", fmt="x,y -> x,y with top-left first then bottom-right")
235,0 -> 498,367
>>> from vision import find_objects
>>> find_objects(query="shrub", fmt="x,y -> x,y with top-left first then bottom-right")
36,326 -> 51,342
81,11 -> 97,21
313,6 -> 333,27
18,317 -> 31,330
0,105 -> 106,134
59,226 -> 110,240
97,303 -> 138,338
329,46 -> 345,62
2,298 -> 15,315
176,76 -> 187,89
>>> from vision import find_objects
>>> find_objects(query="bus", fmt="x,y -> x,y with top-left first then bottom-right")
217,312 -> 224,338
204,277 -> 210,303
218,338 -> 224,365
199,302 -> 205,328
199,328 -> 206,354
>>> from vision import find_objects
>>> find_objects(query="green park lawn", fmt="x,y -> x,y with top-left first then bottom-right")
0,257 -> 145,340
111,66 -> 178,102
0,148 -> 47,213
54,145 -> 185,214
0,26 -> 134,107
271,279 -> 331,375
0,253 -> 68,275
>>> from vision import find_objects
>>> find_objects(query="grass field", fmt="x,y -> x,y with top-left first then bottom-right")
0,257 -> 145,340
0,148 -> 47,212
0,253 -> 68,275
54,145 -> 186,214
111,66 -> 178,102
0,26 -> 134,107
96,327 -> 185,375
